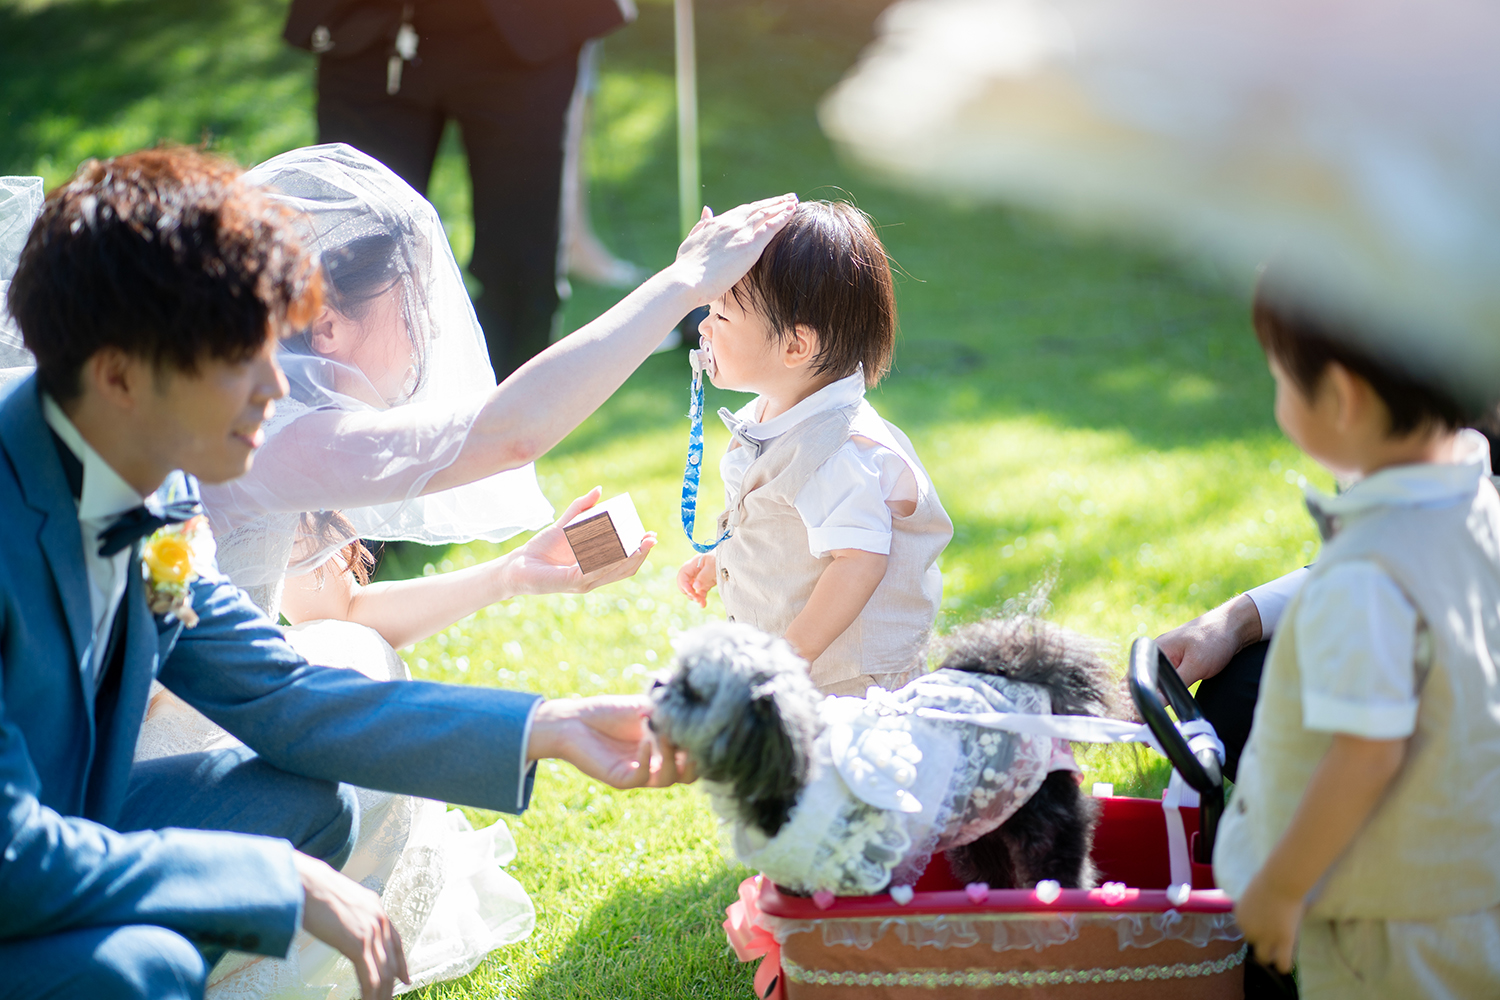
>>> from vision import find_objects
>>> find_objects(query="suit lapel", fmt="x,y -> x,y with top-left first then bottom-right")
85,547 -> 159,821
0,377 -> 95,678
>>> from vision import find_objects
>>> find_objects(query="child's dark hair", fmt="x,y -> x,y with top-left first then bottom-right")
8,146 -> 321,402
1252,268 -> 1479,434
730,200 -> 895,388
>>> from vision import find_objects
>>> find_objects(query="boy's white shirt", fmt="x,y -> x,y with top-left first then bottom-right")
41,394 -> 146,688
1281,429 -> 1491,740
717,369 -> 922,557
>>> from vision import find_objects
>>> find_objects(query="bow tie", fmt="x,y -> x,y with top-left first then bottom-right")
1304,495 -> 1340,543
50,428 -> 203,557
98,496 -> 203,557
718,408 -> 764,458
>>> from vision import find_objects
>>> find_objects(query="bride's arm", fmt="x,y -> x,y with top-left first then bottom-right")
421,196 -> 796,493
279,489 -> 656,649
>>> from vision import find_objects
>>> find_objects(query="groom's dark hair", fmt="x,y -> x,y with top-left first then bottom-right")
8,146 -> 322,402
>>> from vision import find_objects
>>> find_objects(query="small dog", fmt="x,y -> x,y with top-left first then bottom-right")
650,617 -> 1117,896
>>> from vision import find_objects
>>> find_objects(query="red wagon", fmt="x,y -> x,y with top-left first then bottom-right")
725,638 -> 1250,999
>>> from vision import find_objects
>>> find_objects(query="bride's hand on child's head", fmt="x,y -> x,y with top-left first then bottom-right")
507,488 -> 655,596
670,194 -> 798,308
677,553 -> 717,608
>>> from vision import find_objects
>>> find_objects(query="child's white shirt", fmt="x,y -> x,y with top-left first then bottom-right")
718,370 -> 921,557
1290,429 -> 1491,740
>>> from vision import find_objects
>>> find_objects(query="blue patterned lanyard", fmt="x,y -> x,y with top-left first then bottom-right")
681,349 -> 731,552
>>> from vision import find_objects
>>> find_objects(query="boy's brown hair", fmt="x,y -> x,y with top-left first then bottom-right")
1252,268 -> 1480,435
730,200 -> 895,388
9,146 -> 322,402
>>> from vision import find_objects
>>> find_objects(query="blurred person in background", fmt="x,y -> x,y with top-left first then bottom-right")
283,0 -> 637,379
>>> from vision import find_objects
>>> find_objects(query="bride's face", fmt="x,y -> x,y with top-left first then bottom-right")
309,282 -> 417,404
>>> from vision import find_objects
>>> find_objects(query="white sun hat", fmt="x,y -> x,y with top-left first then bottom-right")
821,0 -> 1500,402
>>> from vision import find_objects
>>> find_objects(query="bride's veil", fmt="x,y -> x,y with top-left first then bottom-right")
0,149 -> 554,587
0,176 -> 43,378
210,143 -> 554,584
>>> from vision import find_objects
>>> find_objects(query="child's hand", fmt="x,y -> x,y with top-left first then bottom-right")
1234,873 -> 1304,974
677,553 -> 717,608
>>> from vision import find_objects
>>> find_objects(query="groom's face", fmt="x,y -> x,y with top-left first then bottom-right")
137,335 -> 289,485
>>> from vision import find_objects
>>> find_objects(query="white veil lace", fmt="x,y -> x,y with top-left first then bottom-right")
0,176 -> 43,375
205,143 -> 554,587
0,150 -> 553,592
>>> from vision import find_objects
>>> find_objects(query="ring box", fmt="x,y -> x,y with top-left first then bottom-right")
562,493 -> 647,574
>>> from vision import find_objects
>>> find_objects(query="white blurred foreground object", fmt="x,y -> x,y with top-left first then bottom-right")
821,0 -> 1500,399
563,493 -> 647,574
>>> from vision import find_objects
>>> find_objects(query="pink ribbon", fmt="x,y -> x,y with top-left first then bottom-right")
723,875 -> 786,1000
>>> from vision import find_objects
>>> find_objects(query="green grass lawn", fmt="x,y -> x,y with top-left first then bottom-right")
1,0 -> 1328,996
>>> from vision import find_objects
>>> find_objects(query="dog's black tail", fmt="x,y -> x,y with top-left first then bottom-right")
932,616 -> 1116,718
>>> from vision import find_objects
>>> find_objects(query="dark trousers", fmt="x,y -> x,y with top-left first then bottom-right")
1193,640 -> 1270,784
316,25 -> 581,378
0,747 -> 358,1000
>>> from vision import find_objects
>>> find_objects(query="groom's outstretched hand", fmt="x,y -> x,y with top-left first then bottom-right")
294,852 -> 410,1000
528,696 -> 697,789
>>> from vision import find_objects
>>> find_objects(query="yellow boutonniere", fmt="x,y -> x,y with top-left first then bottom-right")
142,515 -> 216,627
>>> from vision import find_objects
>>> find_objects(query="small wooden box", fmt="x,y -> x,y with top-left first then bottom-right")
562,493 -> 647,575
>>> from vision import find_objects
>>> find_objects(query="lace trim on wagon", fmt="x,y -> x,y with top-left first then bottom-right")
781,942 -> 1248,989
768,909 -> 1243,953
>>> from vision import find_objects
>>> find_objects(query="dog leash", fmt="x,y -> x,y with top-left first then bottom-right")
681,346 -> 730,552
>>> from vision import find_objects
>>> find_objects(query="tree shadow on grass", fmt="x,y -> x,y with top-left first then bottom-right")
0,0 -> 314,180
515,866 -> 756,1000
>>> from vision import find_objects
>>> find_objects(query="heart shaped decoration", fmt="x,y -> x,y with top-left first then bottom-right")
812,890 -> 836,910
1166,882 -> 1192,906
889,884 -> 915,906
1099,881 -> 1129,905
1034,880 -> 1062,904
964,882 -> 990,904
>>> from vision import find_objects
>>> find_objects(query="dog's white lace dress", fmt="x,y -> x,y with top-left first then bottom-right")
726,668 -> 1080,896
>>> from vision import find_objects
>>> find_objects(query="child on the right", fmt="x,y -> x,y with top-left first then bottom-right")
1213,270 -> 1500,997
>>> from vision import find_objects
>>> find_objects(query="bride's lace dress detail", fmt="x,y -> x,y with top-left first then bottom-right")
137,541 -> 536,999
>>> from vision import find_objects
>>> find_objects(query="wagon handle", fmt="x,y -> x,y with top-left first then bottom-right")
1128,637 -> 1224,863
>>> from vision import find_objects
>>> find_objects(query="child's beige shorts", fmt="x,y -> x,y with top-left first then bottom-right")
1298,905 -> 1500,999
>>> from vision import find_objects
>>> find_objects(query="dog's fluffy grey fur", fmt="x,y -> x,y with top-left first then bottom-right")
651,617 -> 1119,890
650,624 -> 822,836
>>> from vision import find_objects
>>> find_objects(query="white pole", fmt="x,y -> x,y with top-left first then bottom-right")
674,0 -> 701,239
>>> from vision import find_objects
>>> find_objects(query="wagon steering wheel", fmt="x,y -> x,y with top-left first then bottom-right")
1128,637 -> 1225,863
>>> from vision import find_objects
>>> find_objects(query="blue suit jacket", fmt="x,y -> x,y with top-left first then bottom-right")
0,376 -> 541,955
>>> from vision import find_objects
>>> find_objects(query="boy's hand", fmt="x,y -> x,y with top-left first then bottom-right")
677,553 -> 718,607
1234,873 -> 1303,974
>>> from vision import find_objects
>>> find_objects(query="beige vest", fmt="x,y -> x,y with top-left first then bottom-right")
1214,480 -> 1500,920
715,401 -> 952,691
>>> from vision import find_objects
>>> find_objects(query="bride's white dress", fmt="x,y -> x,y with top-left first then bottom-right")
135,520 -> 536,999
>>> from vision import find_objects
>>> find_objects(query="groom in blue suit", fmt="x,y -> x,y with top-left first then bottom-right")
0,149 -> 684,999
